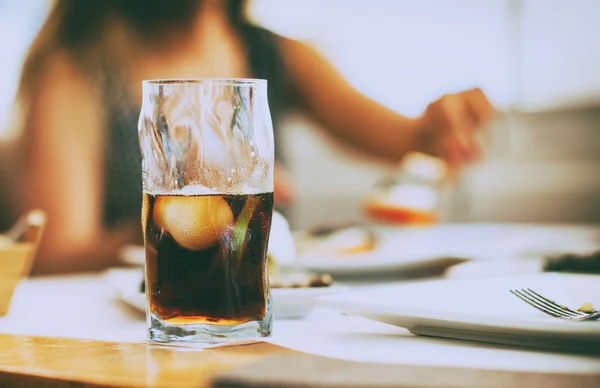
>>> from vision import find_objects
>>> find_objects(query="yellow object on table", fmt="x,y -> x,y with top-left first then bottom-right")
0,210 -> 46,316
0,334 -> 297,387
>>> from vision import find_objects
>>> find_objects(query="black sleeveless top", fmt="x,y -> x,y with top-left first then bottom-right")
102,26 -> 296,228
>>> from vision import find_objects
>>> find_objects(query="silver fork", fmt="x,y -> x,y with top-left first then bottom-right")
510,288 -> 600,322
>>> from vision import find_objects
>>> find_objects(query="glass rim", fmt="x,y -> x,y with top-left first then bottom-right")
142,78 -> 267,86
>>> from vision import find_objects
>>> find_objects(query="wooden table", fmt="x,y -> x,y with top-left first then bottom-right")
0,334 -> 296,387
3,334 -> 600,388
2,251 -> 600,387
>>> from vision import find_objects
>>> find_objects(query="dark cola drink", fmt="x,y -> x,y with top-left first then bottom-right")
143,192 -> 273,325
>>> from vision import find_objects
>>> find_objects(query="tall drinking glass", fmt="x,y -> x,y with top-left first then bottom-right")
138,79 -> 274,346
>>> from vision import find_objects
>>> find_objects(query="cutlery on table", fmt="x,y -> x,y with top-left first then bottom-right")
2,209 -> 46,244
510,288 -> 600,322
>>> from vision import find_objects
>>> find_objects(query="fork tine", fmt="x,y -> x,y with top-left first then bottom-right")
512,289 -> 579,318
510,290 -> 562,318
525,288 -> 585,316
519,289 -> 579,317
523,289 -> 584,317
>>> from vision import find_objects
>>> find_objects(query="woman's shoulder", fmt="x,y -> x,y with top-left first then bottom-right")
17,49 -> 104,140
21,50 -> 100,108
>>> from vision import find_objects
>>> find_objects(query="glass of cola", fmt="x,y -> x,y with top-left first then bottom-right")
138,79 -> 274,346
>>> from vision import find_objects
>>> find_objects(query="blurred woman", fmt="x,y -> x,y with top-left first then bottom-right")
11,0 -> 494,274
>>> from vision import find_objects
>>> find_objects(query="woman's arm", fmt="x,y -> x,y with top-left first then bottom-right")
278,37 -> 494,166
15,55 -> 135,274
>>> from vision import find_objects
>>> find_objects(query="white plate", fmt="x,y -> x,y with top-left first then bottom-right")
291,224 -> 600,276
120,224 -> 600,277
314,273 -> 600,353
103,268 -> 350,320
118,240 -> 461,278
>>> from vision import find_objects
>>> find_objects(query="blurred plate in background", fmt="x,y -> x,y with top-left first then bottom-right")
119,224 -> 600,278
103,268 -> 350,320
290,223 -> 600,277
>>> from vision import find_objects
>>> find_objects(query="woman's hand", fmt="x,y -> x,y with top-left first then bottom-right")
415,88 -> 495,169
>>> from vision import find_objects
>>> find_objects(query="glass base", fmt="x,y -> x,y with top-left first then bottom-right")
147,300 -> 272,348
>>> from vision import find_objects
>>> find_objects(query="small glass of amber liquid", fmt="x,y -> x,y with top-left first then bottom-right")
363,153 -> 446,226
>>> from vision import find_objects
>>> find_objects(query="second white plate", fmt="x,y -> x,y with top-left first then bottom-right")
313,272 -> 600,353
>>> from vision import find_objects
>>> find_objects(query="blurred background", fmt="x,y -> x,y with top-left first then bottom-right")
1,0 -> 599,230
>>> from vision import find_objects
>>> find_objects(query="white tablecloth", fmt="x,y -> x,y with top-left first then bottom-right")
1,272 -> 599,374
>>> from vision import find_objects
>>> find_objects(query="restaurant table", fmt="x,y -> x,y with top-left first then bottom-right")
0,272 -> 599,387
